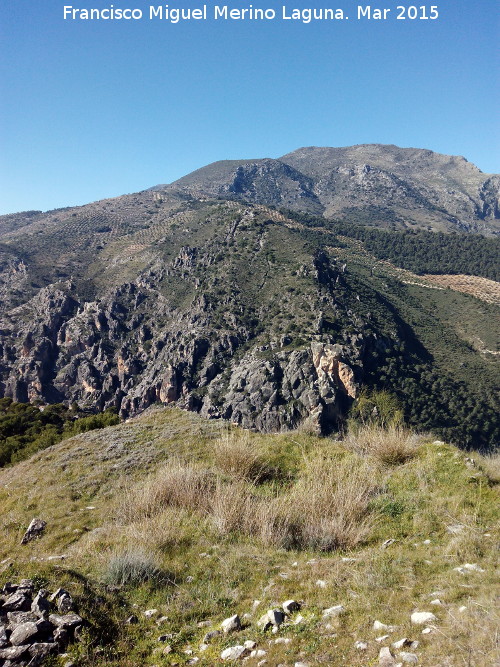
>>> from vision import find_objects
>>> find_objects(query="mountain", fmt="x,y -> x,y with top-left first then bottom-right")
157,144 -> 500,234
0,145 -> 499,453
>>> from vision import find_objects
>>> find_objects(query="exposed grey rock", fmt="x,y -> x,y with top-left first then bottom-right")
379,646 -> 397,666
322,605 -> 345,618
0,624 -> 7,648
28,642 -> 58,659
400,652 -> 418,663
6,612 -> 38,630
0,644 -> 30,661
2,592 -> 32,613
257,613 -> 272,631
374,620 -> 397,632
21,519 -> 46,544
250,649 -> 267,659
266,609 -> 285,627
57,593 -> 74,614
203,630 -> 221,643
9,622 -> 39,646
31,591 -> 50,616
354,640 -> 368,650
221,614 -> 241,634
453,563 -> 485,574
220,644 -> 248,660
48,613 -> 83,629
53,626 -> 70,648
143,609 -> 158,618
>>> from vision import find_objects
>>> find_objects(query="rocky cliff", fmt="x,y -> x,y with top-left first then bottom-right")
0,200 -> 393,432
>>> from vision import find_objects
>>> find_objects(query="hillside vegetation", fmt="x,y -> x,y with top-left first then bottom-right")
0,407 -> 498,666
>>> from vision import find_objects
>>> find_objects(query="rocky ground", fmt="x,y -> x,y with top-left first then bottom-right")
0,579 -> 84,666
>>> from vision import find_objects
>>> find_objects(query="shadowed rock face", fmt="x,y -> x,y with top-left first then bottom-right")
0,144 -> 498,435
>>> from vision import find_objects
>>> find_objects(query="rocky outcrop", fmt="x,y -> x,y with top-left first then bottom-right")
0,579 -> 84,666
0,208 -> 383,433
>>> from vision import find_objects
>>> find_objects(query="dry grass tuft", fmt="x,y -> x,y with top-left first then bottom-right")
344,425 -> 422,465
121,459 -> 214,522
477,451 -> 500,485
212,432 -> 273,482
118,447 -> 379,553
284,456 -> 379,550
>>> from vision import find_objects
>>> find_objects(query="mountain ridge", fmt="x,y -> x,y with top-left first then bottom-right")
0,144 -> 498,450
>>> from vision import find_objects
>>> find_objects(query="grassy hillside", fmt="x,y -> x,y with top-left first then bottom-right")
1,407 -> 498,666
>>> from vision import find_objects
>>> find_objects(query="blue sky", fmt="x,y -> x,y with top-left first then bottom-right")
0,0 -> 498,214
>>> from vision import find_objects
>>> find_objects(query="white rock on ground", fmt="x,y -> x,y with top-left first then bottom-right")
143,609 -> 158,618
411,612 -> 437,625
354,641 -> 368,650
453,563 -> 485,573
221,614 -> 241,633
379,646 -> 397,666
250,649 -> 267,658
322,605 -> 344,617
400,652 -> 418,664
221,645 -> 247,660
374,620 -> 396,632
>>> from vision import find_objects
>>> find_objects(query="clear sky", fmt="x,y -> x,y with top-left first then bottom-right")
0,0 -> 498,214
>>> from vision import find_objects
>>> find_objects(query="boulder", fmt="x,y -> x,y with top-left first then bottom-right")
220,644 -> 247,660
28,642 -> 58,659
379,646 -> 397,666
9,622 -> 39,646
6,612 -> 38,629
21,519 -> 47,544
31,590 -> 50,615
221,614 -> 241,634
48,613 -> 83,629
2,592 -> 32,612
322,605 -> 345,618
0,624 -> 7,648
0,644 -> 30,661
57,593 -> 75,614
